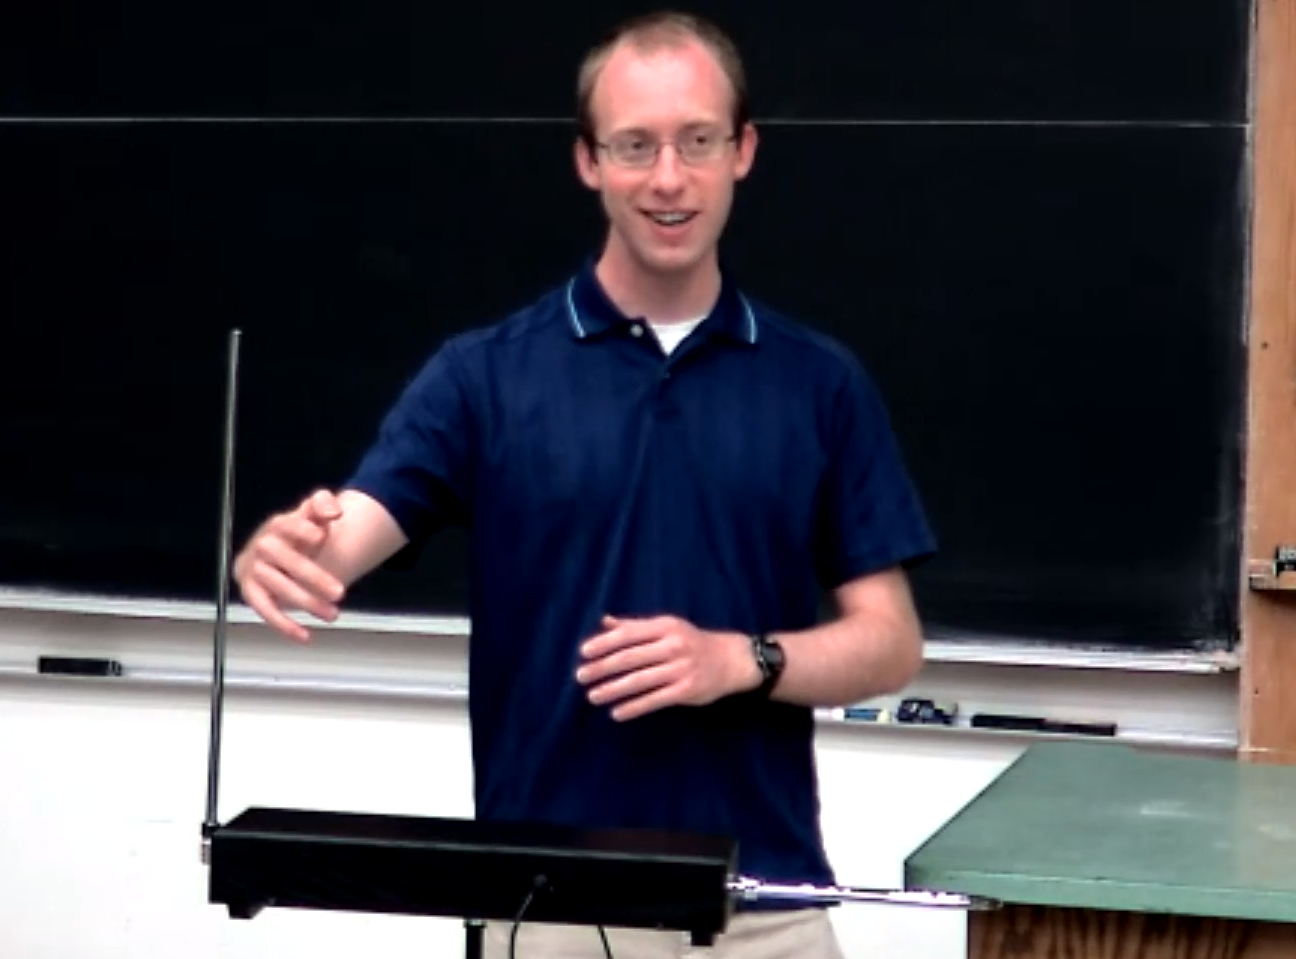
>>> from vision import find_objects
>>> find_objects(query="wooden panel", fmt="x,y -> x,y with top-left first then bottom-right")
1241,0 -> 1296,763
969,905 -> 1296,959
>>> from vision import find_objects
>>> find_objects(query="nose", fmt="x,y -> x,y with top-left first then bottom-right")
648,144 -> 686,194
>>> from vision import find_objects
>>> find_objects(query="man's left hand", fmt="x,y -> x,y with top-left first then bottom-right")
575,614 -> 760,721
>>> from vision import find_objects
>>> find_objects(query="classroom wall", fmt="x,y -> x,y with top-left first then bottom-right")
0,603 -> 1238,958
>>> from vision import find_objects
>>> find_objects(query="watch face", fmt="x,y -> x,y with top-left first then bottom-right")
759,635 -> 785,674
753,635 -> 784,697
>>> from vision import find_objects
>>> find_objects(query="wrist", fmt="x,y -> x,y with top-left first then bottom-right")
748,631 -> 787,698
726,631 -> 764,694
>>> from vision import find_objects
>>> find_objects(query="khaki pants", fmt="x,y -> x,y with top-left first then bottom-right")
483,908 -> 845,959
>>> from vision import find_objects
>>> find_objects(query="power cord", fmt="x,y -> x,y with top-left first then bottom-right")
508,875 -> 547,959
505,874 -> 615,959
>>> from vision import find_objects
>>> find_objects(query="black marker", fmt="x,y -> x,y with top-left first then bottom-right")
38,656 -> 124,677
971,713 -> 1115,737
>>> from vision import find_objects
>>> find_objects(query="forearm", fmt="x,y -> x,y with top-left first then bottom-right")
719,600 -> 923,708
234,489 -> 407,594
315,490 -> 409,588
766,612 -> 923,707
579,569 -> 925,719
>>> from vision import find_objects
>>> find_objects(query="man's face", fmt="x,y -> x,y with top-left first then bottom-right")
575,39 -> 757,278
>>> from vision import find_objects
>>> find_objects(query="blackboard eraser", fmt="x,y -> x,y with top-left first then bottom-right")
971,713 -> 1116,737
37,656 -> 124,677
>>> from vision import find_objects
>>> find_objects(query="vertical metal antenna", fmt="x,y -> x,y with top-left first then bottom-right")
202,328 -> 242,863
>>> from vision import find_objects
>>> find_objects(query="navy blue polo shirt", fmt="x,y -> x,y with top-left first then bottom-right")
345,259 -> 935,890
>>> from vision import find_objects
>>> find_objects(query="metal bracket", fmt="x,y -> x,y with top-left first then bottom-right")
1249,545 -> 1296,591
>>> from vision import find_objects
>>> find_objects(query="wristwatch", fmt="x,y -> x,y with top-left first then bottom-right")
749,632 -> 786,697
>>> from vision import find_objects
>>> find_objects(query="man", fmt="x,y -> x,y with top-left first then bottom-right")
233,11 -> 935,958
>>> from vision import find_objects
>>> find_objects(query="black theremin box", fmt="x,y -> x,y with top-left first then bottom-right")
209,807 -> 737,943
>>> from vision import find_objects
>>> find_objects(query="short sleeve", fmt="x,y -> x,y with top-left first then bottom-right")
813,352 -> 937,589
344,339 -> 476,556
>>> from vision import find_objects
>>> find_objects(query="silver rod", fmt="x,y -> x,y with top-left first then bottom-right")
727,876 -> 999,911
202,328 -> 242,858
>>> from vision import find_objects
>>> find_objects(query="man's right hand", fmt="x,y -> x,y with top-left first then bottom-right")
233,488 -> 349,642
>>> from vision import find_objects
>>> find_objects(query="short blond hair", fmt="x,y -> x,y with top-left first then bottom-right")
575,11 -> 750,147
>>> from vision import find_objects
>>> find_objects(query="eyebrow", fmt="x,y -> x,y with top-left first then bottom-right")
610,120 -> 722,137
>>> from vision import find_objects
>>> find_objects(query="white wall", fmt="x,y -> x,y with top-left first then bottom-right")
0,600 -> 1238,959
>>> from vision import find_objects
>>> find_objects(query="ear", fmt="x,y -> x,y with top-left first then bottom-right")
732,122 -> 758,182
574,137 -> 602,191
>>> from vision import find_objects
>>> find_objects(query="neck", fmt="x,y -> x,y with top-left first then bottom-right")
594,235 -> 722,323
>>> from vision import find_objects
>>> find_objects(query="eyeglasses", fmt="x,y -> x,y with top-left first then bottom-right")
597,127 -> 738,169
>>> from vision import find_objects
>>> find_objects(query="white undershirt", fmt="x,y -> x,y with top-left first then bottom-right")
648,316 -> 706,355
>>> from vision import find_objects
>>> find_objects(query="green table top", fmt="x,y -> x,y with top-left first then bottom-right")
904,741 -> 1296,923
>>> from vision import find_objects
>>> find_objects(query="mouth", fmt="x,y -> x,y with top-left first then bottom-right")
641,210 -> 699,227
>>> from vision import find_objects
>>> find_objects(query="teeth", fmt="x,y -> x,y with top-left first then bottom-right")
649,212 -> 692,225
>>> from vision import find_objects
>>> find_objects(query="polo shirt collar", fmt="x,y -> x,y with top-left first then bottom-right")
564,257 -> 758,347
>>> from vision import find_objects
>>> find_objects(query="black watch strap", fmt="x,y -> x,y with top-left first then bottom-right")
750,632 -> 786,697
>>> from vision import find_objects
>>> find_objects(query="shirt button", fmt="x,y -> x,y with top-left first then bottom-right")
630,324 -> 644,337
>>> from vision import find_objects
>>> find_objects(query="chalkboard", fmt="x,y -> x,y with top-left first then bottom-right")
0,0 -> 1251,652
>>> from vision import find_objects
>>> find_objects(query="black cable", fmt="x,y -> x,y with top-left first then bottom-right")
596,924 -> 614,959
508,874 -> 547,959
504,873 -> 616,959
